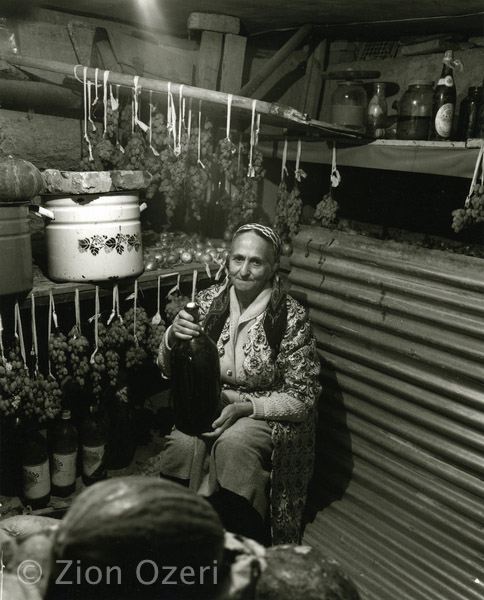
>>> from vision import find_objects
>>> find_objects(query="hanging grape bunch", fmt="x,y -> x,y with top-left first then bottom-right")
286,182 -> 303,240
274,179 -> 290,239
218,138 -> 237,177
67,325 -> 91,389
164,293 -> 190,323
147,318 -> 167,364
48,329 -> 70,387
103,318 -> 130,387
29,371 -> 62,424
314,192 -> 339,228
124,131 -> 147,170
0,345 -> 28,419
451,182 -> 484,233
123,306 -> 150,370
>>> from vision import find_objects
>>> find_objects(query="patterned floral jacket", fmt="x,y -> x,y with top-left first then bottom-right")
194,282 -> 321,545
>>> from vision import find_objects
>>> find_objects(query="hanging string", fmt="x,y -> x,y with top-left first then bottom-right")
187,98 -> 193,142
133,75 -> 149,133
75,288 -> 82,335
191,270 -> 198,303
30,293 -> 39,375
254,113 -> 261,147
226,94 -> 233,140
247,99 -> 257,177
331,143 -> 341,188
0,313 -> 5,362
175,84 -> 185,156
197,101 -> 204,168
166,273 -> 181,298
114,84 -> 124,153
73,64 -> 83,83
295,139 -> 307,183
47,291 -> 54,376
103,70 -> 109,137
465,144 -> 484,207
281,138 -> 288,182
238,133 -> 243,174
107,284 -> 118,325
87,81 -> 96,132
90,286 -> 100,363
133,280 -> 139,346
82,67 -> 93,161
148,90 -> 160,156
92,67 -> 99,105
14,301 -> 27,365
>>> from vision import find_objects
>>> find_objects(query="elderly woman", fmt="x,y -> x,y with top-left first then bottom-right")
157,223 -> 321,545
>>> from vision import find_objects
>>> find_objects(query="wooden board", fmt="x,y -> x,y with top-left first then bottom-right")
188,12 -> 240,35
220,34 -> 247,93
196,31 -> 223,90
301,39 -> 327,119
107,29 -> 195,83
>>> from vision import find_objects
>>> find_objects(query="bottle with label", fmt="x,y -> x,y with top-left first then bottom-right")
429,50 -> 457,141
458,86 -> 482,141
80,402 -> 108,486
20,425 -> 51,509
396,81 -> 434,140
170,302 -> 221,435
50,409 -> 78,497
367,82 -> 387,138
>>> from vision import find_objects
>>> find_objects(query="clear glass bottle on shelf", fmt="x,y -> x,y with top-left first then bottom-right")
80,402 -> 108,486
331,80 -> 367,131
367,82 -> 388,138
50,409 -> 78,497
396,81 -> 434,140
21,425 -> 51,509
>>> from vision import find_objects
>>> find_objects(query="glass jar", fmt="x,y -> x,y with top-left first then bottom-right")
396,81 -> 434,140
331,81 -> 367,131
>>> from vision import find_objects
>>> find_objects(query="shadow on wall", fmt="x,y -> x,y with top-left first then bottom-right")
303,356 -> 354,528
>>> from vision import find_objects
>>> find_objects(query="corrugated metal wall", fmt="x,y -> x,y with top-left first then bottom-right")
290,225 -> 484,600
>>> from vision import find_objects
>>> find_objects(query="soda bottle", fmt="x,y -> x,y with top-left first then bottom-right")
80,402 -> 108,486
50,409 -> 78,497
170,302 -> 221,435
429,50 -> 457,141
20,425 -> 51,509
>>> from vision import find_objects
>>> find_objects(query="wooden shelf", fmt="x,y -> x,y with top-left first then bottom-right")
260,138 -> 483,179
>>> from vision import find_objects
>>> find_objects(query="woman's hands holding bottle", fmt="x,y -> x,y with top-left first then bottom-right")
168,309 -> 201,346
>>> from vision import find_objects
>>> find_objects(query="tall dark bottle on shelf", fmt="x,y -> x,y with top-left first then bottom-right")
170,302 -> 221,435
429,50 -> 457,141
50,409 -> 78,497
80,401 -> 108,486
20,425 -> 51,509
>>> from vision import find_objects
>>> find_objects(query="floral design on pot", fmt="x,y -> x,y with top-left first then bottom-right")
78,233 -> 141,256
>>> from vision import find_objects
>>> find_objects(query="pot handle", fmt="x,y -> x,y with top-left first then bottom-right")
29,205 -> 55,220
139,202 -> 148,213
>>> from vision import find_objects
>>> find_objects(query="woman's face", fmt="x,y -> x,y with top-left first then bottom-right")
228,231 -> 278,305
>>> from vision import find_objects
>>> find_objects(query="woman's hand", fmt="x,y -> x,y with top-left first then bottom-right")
202,402 -> 253,441
168,309 -> 201,346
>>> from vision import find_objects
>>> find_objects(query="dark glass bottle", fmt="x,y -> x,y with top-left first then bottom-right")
80,402 -> 108,486
20,425 -> 51,509
170,302 -> 221,435
106,387 -> 136,470
50,409 -> 78,497
0,414 -> 22,496
458,86 -> 482,141
429,50 -> 457,141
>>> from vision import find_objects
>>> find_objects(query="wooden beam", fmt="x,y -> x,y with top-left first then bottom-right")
188,12 -> 240,35
196,31 -> 223,90
301,39 -> 328,119
220,34 -> 247,93
237,24 -> 313,99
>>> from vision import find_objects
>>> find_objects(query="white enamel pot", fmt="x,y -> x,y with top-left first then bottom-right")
41,192 -> 147,282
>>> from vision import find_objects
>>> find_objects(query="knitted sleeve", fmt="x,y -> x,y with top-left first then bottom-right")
247,298 -> 321,422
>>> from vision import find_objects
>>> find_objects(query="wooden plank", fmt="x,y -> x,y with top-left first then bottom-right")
188,12 -> 240,35
94,30 -> 124,73
67,21 -> 97,66
220,34 -> 247,93
301,39 -> 327,119
107,29 -> 194,83
196,31 -> 223,90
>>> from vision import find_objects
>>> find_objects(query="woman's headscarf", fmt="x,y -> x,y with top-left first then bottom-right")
234,223 -> 282,262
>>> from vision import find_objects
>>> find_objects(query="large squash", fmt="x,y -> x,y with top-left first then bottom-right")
47,476 -> 225,599
0,156 -> 43,201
